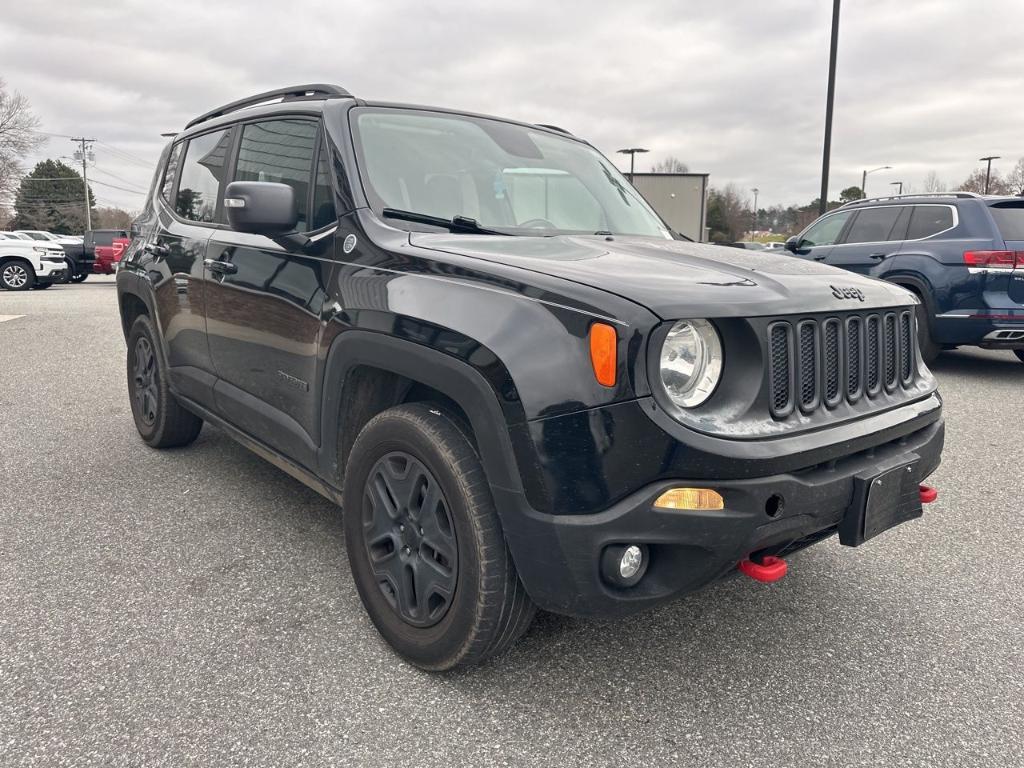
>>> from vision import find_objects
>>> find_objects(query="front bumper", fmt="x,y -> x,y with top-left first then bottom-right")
498,418 -> 943,617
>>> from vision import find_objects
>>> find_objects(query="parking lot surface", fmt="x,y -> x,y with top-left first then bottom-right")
1,279 -> 1022,767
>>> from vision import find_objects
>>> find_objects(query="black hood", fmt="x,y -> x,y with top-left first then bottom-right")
410,234 -> 917,319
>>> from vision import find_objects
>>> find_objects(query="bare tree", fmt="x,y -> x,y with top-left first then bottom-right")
921,171 -> 945,193
0,79 -> 44,201
94,206 -> 136,229
1006,157 -> 1024,196
959,167 -> 1010,195
650,155 -> 689,173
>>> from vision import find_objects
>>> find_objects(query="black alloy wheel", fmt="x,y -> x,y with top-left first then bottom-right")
132,335 -> 159,427
362,451 -> 458,627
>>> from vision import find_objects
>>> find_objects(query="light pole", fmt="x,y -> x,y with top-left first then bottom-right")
616,148 -> 649,183
861,165 -> 891,197
750,188 -> 760,231
819,0 -> 841,215
890,181 -> 903,195
979,156 -> 1000,194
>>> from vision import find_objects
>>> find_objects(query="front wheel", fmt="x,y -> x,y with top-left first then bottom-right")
1,261 -> 34,291
343,403 -> 535,671
126,315 -> 203,448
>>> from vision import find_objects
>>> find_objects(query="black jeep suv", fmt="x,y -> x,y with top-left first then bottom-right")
786,193 -> 1024,363
117,84 -> 944,670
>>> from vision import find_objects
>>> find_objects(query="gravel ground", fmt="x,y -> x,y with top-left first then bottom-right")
1,278 -> 1022,767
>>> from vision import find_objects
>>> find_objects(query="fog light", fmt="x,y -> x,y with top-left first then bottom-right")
619,545 -> 643,579
601,543 -> 648,587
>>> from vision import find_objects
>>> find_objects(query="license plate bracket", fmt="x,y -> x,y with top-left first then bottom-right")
839,456 -> 923,547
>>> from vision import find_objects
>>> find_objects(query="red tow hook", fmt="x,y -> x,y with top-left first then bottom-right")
738,555 -> 788,583
919,484 -> 938,504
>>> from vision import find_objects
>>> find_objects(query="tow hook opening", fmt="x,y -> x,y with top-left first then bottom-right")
919,484 -> 938,504
738,555 -> 788,583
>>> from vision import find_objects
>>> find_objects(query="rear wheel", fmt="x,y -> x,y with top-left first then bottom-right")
343,403 -> 535,671
71,272 -> 88,283
126,315 -> 203,448
0,260 -> 34,291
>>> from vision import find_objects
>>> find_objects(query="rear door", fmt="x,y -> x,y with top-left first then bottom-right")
151,128 -> 234,407
826,205 -> 908,275
203,118 -> 337,467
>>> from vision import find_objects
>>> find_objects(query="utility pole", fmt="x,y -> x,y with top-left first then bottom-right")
979,156 -> 1000,194
889,181 -> 903,195
750,188 -> 759,232
71,137 -> 95,231
819,0 -> 841,215
616,148 -> 649,183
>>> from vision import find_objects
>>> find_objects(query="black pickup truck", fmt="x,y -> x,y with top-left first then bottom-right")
116,84 -> 945,670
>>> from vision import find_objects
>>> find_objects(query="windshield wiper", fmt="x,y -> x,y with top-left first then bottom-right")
381,208 -> 508,236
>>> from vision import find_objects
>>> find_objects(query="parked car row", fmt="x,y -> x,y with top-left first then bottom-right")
783,192 -> 1024,364
0,228 -> 130,289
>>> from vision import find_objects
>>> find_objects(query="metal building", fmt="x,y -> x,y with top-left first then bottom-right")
630,173 -> 709,242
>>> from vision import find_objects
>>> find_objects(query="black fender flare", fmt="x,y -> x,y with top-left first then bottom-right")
885,273 -> 936,318
318,330 -> 529,502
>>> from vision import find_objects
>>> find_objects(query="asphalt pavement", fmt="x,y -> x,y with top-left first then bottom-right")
1,278 -> 1022,767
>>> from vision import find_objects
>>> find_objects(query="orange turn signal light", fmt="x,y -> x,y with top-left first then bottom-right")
589,322 -> 617,387
654,488 -> 725,511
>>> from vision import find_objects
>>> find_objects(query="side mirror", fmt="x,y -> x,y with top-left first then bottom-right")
224,181 -> 298,235
784,236 -> 799,253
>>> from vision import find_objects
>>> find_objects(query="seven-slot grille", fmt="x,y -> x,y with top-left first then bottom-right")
768,310 -> 916,418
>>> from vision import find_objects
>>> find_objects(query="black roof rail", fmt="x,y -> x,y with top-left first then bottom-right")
184,84 -> 353,130
840,191 -> 983,208
535,123 -> 573,135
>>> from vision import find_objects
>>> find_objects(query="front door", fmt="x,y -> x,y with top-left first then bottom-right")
203,118 -> 338,468
792,209 -> 854,263
826,205 -> 908,276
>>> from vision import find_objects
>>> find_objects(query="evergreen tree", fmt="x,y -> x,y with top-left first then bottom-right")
12,159 -> 95,233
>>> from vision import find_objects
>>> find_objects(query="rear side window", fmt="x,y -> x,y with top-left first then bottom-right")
94,232 -> 114,246
176,129 -> 232,223
907,206 -> 954,239
843,207 -> 903,244
234,119 -> 318,232
160,143 -> 183,203
311,139 -> 337,231
989,203 -> 1024,240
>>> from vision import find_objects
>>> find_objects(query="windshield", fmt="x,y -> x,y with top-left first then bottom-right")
351,108 -> 671,238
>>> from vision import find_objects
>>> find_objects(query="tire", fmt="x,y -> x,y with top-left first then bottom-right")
71,272 -> 88,283
0,260 -> 35,291
343,403 -> 535,671
915,300 -> 941,364
126,314 -> 203,448
1014,350 -> 1024,364
61,259 -> 74,283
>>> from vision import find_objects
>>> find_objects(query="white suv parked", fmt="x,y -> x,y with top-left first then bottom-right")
0,233 -> 68,290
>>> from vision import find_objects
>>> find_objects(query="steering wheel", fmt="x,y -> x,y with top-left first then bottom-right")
518,218 -> 557,230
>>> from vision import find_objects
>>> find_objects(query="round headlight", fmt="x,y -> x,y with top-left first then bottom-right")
659,319 -> 723,408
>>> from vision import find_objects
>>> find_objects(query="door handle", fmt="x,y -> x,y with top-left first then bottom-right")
813,255 -> 827,261
203,258 -> 237,275
869,252 -> 888,260
144,243 -> 169,257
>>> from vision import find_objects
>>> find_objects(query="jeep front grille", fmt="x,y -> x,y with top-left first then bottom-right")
767,310 -> 917,419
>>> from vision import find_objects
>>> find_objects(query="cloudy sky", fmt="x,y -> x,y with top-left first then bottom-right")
4,0 -> 1023,212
